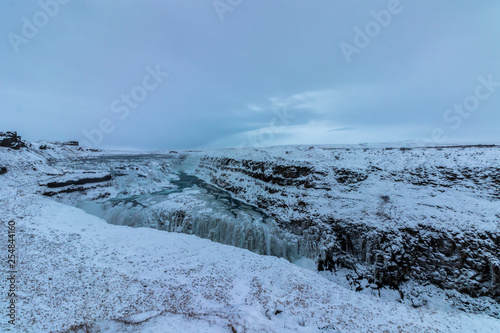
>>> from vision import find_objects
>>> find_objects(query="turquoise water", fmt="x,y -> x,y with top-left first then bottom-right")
65,155 -> 319,262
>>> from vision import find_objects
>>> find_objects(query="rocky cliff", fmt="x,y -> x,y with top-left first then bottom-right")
188,145 -> 500,304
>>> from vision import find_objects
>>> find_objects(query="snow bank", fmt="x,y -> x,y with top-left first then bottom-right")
1,195 -> 499,332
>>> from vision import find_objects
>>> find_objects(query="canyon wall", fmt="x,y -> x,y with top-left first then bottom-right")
189,146 -> 500,301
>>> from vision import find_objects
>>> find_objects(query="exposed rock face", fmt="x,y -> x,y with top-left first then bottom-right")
44,174 -> 112,188
61,141 -> 79,146
0,166 -> 7,175
191,146 -> 500,302
316,221 -> 500,300
0,131 -> 27,150
40,172 -> 113,197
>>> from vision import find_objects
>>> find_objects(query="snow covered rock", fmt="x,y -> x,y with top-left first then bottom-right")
187,145 -> 500,303
0,131 -> 27,150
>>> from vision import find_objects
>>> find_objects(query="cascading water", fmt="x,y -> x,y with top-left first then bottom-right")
78,169 -> 320,263
150,202 -> 319,260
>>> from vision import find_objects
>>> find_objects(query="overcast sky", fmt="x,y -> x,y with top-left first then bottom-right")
1,0 -> 500,150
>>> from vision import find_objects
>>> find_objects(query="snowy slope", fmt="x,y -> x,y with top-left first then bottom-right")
1,195 -> 499,333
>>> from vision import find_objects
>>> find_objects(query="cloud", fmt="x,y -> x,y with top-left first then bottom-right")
1,1 -> 499,149
328,127 -> 356,132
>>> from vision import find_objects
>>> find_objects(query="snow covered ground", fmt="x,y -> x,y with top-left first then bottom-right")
1,141 -> 500,332
1,195 -> 499,332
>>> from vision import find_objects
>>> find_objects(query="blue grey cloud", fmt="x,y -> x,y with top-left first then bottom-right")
1,0 -> 500,149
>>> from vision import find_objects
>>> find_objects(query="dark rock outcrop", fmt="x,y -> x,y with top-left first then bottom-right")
44,174 -> 112,188
198,157 -> 322,188
0,131 -> 27,150
317,221 -> 500,300
62,141 -> 79,146
43,184 -> 110,197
